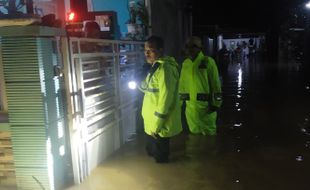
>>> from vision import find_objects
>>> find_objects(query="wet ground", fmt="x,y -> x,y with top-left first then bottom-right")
66,54 -> 310,190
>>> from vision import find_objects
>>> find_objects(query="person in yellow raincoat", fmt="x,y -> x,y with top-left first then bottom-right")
179,36 -> 222,135
140,36 -> 182,163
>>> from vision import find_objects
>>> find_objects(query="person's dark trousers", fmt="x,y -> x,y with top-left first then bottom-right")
181,101 -> 190,134
145,133 -> 170,163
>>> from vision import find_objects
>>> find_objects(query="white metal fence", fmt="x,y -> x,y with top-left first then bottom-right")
63,37 -> 144,183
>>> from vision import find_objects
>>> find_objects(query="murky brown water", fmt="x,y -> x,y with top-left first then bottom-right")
66,54 -> 310,190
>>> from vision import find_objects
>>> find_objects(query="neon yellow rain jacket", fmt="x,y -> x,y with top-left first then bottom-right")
141,56 -> 182,137
179,52 -> 222,135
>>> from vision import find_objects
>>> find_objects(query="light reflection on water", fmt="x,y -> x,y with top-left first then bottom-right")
238,67 -> 242,88
233,123 -> 242,127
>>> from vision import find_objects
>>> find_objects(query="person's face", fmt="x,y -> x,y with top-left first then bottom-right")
185,43 -> 201,60
144,42 -> 162,64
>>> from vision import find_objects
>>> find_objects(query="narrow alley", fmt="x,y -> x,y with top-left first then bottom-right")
66,54 -> 310,190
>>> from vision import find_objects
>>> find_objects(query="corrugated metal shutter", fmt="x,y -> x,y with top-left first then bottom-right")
2,37 -> 50,190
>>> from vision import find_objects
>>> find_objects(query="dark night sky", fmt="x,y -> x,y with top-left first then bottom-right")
191,0 -> 306,32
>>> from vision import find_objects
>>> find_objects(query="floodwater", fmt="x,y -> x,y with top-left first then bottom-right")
66,54 -> 310,190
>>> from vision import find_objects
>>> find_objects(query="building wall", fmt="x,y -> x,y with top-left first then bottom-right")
68,0 -> 191,50
92,0 -> 131,38
150,0 -> 190,62
33,0 -> 66,25
223,38 -> 261,51
33,0 -> 57,16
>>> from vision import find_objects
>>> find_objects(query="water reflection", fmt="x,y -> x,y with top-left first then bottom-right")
233,123 -> 242,127
65,52 -> 310,190
296,155 -> 303,162
237,67 -> 242,88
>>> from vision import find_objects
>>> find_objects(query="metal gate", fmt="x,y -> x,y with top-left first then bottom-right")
62,37 -> 144,183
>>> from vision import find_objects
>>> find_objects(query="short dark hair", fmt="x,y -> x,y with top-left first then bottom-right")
146,35 -> 164,49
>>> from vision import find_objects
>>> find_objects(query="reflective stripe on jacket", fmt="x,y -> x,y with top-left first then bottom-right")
141,56 -> 182,137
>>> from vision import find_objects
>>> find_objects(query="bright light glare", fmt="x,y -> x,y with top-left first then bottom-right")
128,81 -> 137,89
238,68 -> 243,88
68,12 -> 75,21
306,2 -> 310,8
57,121 -> 64,139
59,145 -> 65,156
